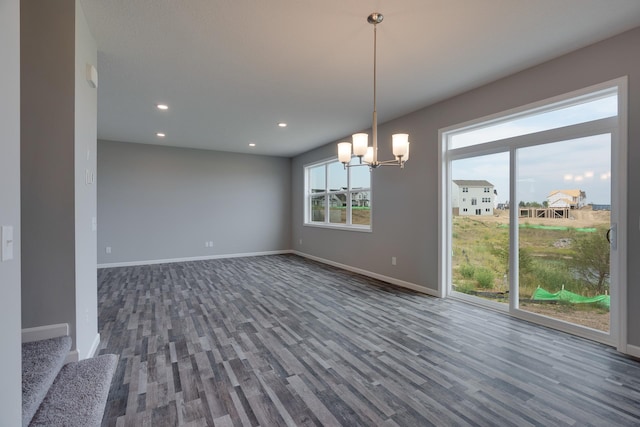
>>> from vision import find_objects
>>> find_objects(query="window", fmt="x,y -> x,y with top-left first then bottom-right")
305,158 -> 371,229
471,198 -> 477,205
462,187 -> 469,192
441,78 -> 627,346
448,92 -> 617,150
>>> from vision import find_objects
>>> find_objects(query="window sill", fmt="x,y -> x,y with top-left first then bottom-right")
304,223 -> 372,233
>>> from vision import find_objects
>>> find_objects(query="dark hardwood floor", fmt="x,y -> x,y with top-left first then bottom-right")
97,254 -> 640,426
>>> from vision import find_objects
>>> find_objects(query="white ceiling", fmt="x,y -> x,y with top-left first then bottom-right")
80,0 -> 640,158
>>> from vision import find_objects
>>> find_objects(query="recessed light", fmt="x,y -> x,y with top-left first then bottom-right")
278,122 -> 287,128
156,132 -> 166,137
156,104 -> 169,110
249,143 -> 256,147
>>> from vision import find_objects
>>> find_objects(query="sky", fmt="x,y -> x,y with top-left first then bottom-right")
451,94 -> 616,205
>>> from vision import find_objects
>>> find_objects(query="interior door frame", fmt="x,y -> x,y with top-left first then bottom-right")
438,77 -> 628,352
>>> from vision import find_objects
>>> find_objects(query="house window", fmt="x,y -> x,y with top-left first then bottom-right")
305,158 -> 371,229
471,198 -> 477,205
462,187 -> 468,193
484,187 -> 491,193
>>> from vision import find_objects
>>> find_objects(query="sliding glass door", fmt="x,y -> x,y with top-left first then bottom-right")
441,80 -> 626,346
516,135 -> 611,332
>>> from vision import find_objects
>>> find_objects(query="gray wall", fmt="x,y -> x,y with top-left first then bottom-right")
21,0 -> 99,358
21,0 -> 76,334
0,0 -> 23,423
97,141 -> 292,264
292,27 -> 640,347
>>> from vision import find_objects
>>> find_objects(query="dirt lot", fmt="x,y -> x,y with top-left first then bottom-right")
483,206 -> 610,228
458,206 -> 611,332
519,302 -> 609,332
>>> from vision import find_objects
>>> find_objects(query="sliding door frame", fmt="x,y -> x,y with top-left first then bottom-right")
438,77 -> 628,352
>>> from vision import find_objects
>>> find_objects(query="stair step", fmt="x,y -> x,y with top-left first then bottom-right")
22,336 -> 72,427
29,354 -> 118,427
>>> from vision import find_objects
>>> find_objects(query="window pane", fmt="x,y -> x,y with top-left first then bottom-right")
350,161 -> 370,189
450,94 -> 617,149
311,195 -> 325,222
309,165 -> 325,193
327,161 -> 347,192
451,152 -> 509,304
329,194 -> 347,224
516,135 -> 611,332
351,190 -> 371,225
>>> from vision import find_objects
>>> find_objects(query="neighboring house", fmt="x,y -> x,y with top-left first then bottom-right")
452,180 -> 495,216
547,189 -> 586,209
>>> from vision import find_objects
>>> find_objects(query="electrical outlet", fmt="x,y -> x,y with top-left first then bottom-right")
299,239 -> 302,245
105,246 -> 111,254
391,256 -> 397,266
209,241 -> 213,247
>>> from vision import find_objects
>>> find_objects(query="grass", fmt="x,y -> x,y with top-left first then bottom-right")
452,213 -> 609,301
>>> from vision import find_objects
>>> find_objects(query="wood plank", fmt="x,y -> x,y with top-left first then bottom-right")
98,254 -> 640,426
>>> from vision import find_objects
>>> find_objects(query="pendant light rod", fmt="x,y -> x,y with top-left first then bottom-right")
371,13 -> 379,165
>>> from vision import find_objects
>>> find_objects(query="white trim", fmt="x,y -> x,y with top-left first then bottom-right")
65,350 -> 79,364
440,77 -> 628,348
98,250 -> 293,269
512,308 -> 613,346
303,223 -> 372,233
437,127 -> 447,298
303,157 -> 373,231
22,323 -> 69,343
440,78 -> 621,143
615,76 -> 628,354
83,333 -> 101,360
293,250 -> 440,297
626,344 -> 640,359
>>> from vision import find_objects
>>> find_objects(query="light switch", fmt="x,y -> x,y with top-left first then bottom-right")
1,226 -> 14,261
91,217 -> 97,232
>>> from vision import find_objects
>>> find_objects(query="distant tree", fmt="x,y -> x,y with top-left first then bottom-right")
490,235 -> 533,277
519,201 -> 543,208
570,228 -> 610,294
542,201 -> 548,208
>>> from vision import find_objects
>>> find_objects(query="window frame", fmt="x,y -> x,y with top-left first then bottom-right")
304,157 -> 372,231
438,77 -> 628,351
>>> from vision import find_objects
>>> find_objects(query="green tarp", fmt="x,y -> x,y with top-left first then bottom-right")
532,287 -> 610,309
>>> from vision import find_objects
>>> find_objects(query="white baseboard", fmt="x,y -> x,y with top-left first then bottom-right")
626,344 -> 640,359
85,333 -> 101,359
293,251 -> 440,297
98,250 -> 293,269
65,350 -> 79,364
22,323 -> 69,343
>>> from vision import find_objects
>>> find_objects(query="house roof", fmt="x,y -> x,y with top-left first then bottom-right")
548,189 -> 583,197
453,180 -> 494,187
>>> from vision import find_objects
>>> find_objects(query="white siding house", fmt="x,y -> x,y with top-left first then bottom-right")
547,189 -> 586,209
452,180 -> 495,216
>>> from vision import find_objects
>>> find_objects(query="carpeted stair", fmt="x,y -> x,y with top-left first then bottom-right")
22,336 -> 117,427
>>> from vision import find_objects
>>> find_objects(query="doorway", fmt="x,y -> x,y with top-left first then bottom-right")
440,79 -> 627,348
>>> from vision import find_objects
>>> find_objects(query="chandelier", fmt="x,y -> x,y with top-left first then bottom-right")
338,12 -> 410,169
